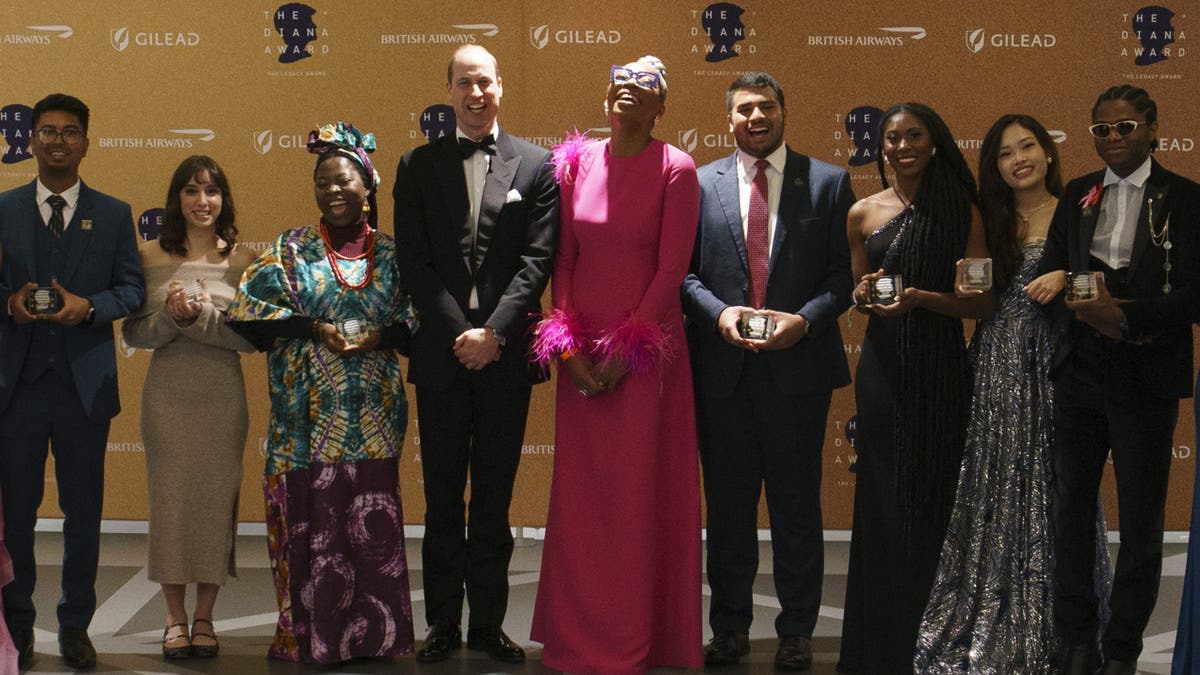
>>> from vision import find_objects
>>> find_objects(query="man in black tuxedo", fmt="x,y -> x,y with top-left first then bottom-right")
392,45 -> 557,663
1031,84 -> 1200,675
682,71 -> 854,670
0,93 -> 144,670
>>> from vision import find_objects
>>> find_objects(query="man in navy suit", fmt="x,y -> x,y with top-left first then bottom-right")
393,45 -> 556,663
682,71 -> 854,670
0,93 -> 144,670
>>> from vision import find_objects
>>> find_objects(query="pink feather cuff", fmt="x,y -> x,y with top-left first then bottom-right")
550,129 -> 596,185
531,308 -> 586,366
595,319 -> 674,375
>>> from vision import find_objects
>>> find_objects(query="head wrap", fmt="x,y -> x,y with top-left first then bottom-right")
306,121 -> 380,189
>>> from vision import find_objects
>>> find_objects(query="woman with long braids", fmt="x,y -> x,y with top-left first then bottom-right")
227,122 -> 417,664
915,115 -> 1113,672
838,103 -> 992,673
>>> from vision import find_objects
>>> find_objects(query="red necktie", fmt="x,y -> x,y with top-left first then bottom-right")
746,159 -> 769,308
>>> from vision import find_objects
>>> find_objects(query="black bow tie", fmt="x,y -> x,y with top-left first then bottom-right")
458,134 -> 496,159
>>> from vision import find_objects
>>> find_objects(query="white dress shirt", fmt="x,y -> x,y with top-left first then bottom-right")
736,144 -> 786,259
36,178 -> 82,233
456,123 -> 499,309
1090,156 -> 1152,269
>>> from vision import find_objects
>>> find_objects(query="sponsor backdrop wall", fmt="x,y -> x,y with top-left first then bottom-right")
1,1 -> 1195,530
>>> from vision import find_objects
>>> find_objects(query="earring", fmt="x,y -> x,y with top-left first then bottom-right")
362,203 -> 371,213
603,101 -> 610,116
1047,157 -> 1053,164
931,147 -> 937,156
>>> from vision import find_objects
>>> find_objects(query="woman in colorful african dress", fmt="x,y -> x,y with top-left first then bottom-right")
227,122 -> 417,665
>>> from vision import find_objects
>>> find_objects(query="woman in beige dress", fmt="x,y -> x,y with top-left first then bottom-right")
122,155 -> 255,659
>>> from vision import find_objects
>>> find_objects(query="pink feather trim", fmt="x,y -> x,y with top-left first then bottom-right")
550,129 -> 596,185
531,308 -> 586,366
595,319 -> 673,375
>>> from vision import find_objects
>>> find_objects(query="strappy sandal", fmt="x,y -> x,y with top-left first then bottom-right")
190,618 -> 219,658
162,622 -> 191,659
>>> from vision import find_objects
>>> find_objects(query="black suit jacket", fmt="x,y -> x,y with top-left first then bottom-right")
393,129 -> 557,389
682,148 -> 855,398
1039,159 -> 1200,399
0,179 -> 144,420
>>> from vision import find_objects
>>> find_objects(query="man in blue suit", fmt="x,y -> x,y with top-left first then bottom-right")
0,93 -> 144,670
682,72 -> 854,670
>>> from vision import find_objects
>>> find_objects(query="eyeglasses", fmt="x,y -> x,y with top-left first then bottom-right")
1088,120 -> 1141,139
35,127 -> 84,143
610,65 -> 661,91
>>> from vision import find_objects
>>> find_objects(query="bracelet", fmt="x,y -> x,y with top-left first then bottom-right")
559,347 -> 577,362
311,319 -> 328,341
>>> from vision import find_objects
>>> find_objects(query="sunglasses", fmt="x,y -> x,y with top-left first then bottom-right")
610,65 -> 661,91
1088,120 -> 1141,139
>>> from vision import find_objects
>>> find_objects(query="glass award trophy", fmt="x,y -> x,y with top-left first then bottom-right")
338,319 -> 365,346
26,286 -> 60,314
738,311 -> 775,340
182,279 -> 205,305
1066,272 -> 1098,301
957,258 -> 993,293
869,274 -> 904,304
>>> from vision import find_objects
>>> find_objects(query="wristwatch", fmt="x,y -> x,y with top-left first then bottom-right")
82,301 -> 96,326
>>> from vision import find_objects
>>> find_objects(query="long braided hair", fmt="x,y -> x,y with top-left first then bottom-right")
978,114 -> 1063,291
874,102 -> 977,542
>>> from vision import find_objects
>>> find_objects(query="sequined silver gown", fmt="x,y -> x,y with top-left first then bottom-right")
914,241 -> 1113,673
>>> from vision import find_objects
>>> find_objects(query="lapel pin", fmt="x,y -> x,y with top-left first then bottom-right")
81,219 -> 93,231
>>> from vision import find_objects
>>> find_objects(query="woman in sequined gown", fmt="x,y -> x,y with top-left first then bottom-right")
916,115 -> 1112,673
838,104 -> 993,674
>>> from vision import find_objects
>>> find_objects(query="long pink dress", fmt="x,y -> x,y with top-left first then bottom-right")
530,138 -> 702,673
0,485 -> 18,675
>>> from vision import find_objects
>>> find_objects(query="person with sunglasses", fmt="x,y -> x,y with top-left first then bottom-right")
530,55 -> 702,673
1027,84 -> 1200,675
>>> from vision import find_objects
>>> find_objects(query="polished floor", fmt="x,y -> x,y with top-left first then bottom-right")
11,530 -> 1188,674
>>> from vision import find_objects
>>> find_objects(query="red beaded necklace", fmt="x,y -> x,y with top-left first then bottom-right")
318,218 -> 375,290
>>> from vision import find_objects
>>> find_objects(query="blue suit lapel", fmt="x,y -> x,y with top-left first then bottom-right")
713,153 -> 748,275
771,150 -> 809,275
12,182 -> 40,281
60,181 -> 94,288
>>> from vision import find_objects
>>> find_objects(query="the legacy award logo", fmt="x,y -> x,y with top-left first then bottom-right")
693,2 -> 756,62
1123,6 -> 1185,65
267,3 -> 326,63
0,104 -> 33,164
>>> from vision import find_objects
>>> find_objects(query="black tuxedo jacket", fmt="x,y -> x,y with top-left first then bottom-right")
1039,159 -> 1200,399
393,129 -> 558,389
682,148 -> 855,398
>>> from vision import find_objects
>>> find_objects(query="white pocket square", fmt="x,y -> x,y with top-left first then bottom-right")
504,188 -> 523,204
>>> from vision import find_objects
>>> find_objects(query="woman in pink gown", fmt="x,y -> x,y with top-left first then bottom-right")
530,55 -> 702,673
0,485 -> 18,674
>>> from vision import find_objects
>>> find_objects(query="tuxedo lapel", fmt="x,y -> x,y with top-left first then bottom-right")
474,134 -> 520,271
61,183 -> 94,287
1076,179 -> 1104,271
713,153 -> 748,274
1128,165 -> 1171,278
433,139 -> 473,267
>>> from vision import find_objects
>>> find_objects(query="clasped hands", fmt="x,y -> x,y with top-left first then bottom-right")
851,268 -> 921,317
563,352 -> 628,399
164,279 -> 210,325
716,306 -> 808,351
8,280 -> 92,326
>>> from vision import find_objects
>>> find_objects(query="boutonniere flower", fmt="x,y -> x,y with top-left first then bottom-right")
1079,183 -> 1104,210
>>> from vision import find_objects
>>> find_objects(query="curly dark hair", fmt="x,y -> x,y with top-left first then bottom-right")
158,155 -> 238,257
978,114 -> 1063,290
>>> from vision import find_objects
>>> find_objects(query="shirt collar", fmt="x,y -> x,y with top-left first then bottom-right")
36,178 -> 81,208
1103,155 -> 1152,189
455,123 -> 500,143
737,143 -> 787,177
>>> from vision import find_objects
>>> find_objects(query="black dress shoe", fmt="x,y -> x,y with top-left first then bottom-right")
467,627 -> 525,663
775,635 -> 813,671
59,627 -> 97,669
1100,659 -> 1137,675
10,625 -> 33,668
416,624 -> 461,663
704,630 -> 750,666
1062,642 -> 1101,675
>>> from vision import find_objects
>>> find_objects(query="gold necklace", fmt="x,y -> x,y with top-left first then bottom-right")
1015,194 -> 1055,227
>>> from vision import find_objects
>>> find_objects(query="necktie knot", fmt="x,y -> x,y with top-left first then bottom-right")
754,159 -> 769,173
46,194 -> 67,238
458,134 -> 496,159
